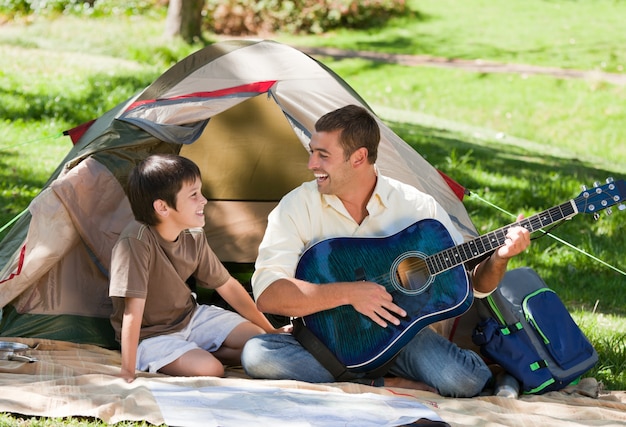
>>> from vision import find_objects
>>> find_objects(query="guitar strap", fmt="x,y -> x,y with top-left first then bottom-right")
292,317 -> 394,382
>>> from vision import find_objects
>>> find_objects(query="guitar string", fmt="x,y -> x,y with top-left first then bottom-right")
363,191 -> 624,287
469,191 -> 626,277
380,197 -> 574,276
342,195 -> 571,288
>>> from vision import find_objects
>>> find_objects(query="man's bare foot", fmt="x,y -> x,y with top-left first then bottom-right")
384,377 -> 438,393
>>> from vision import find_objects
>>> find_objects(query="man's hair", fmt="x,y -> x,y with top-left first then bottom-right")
314,104 -> 379,163
127,154 -> 201,226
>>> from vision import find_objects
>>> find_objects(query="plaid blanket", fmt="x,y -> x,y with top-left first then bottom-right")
0,338 -> 624,426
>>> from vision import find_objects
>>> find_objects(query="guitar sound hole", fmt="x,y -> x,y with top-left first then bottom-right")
395,256 -> 430,294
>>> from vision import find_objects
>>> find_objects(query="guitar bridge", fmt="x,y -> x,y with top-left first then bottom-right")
354,267 -> 366,281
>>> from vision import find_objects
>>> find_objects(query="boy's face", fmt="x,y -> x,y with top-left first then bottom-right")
167,177 -> 207,230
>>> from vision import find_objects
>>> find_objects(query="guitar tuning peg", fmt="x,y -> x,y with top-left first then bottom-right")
581,184 -> 588,192
593,212 -> 600,220
606,207 -> 613,216
593,181 -> 601,188
619,204 -> 626,211
606,177 -> 614,184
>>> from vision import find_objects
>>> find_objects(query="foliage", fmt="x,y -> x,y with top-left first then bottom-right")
0,0 -> 406,36
0,0 -> 70,16
204,0 -> 408,35
0,0 -> 162,18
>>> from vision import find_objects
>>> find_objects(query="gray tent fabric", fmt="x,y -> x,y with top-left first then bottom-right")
0,39 -> 476,346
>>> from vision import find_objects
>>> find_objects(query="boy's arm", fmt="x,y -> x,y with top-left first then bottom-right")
216,276 -> 288,333
119,297 -> 146,383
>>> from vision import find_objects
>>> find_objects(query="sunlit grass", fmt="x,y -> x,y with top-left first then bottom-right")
325,60 -> 626,171
575,311 -> 626,390
278,0 -> 626,73
0,414 -> 155,426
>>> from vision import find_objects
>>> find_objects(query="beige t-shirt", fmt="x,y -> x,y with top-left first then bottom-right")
109,221 -> 230,342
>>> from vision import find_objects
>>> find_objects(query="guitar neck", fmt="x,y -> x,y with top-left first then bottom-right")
427,200 -> 578,275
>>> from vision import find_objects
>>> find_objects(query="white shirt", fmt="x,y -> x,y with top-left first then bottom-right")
252,174 -> 465,299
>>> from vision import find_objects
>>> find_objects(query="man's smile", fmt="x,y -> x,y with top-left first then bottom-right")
314,172 -> 328,183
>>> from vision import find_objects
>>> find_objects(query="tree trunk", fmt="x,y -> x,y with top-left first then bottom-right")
165,0 -> 205,43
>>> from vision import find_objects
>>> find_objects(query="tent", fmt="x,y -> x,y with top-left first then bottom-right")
0,39 -> 477,349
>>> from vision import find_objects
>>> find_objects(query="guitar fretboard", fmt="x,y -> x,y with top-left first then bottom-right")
426,200 -> 577,275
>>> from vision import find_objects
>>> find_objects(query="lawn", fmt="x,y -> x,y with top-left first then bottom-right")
0,0 -> 624,405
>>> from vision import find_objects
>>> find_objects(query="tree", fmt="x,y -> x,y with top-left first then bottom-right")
165,0 -> 205,43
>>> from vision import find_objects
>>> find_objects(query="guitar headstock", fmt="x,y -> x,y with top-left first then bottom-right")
574,178 -> 626,216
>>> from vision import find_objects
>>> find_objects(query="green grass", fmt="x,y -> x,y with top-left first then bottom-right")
279,0 -> 626,73
276,0 -> 626,170
0,415 -> 155,426
0,1 -> 625,417
355,64 -> 625,170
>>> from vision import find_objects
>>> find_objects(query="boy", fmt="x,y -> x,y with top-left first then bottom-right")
109,154 -> 285,383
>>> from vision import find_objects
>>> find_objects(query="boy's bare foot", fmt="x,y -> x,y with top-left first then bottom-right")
384,376 -> 438,393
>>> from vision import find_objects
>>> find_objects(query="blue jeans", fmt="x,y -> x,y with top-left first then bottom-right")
241,327 -> 491,398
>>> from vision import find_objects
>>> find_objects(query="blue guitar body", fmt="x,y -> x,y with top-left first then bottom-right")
296,218 -> 473,374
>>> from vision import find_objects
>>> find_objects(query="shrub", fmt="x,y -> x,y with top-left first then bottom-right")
0,0 -> 405,34
205,0 -> 407,35
0,0 -> 159,18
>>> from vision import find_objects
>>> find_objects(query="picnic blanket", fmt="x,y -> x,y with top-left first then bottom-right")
0,338 -> 625,426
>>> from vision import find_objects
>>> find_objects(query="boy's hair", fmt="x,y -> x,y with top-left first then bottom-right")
314,104 -> 379,163
127,154 -> 202,226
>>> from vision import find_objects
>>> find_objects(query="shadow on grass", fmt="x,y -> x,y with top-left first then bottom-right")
0,72 -> 158,124
0,149 -> 43,213
0,71 -> 157,239
0,149 -> 51,242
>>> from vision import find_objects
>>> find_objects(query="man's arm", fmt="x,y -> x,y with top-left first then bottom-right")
119,297 -> 146,383
256,277 -> 406,328
472,214 -> 531,294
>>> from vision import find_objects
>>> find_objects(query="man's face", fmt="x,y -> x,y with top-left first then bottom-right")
308,129 -> 354,197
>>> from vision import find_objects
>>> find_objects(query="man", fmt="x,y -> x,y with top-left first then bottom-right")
241,105 -> 530,397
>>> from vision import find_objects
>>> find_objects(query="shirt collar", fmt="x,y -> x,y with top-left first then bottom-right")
366,172 -> 391,215
319,167 -> 391,216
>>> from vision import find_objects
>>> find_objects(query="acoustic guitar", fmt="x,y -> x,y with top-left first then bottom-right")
295,178 -> 625,373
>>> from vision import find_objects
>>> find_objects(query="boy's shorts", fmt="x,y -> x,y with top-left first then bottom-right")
136,304 -> 247,373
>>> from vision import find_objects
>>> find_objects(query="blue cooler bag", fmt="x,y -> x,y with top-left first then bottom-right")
472,267 -> 598,394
